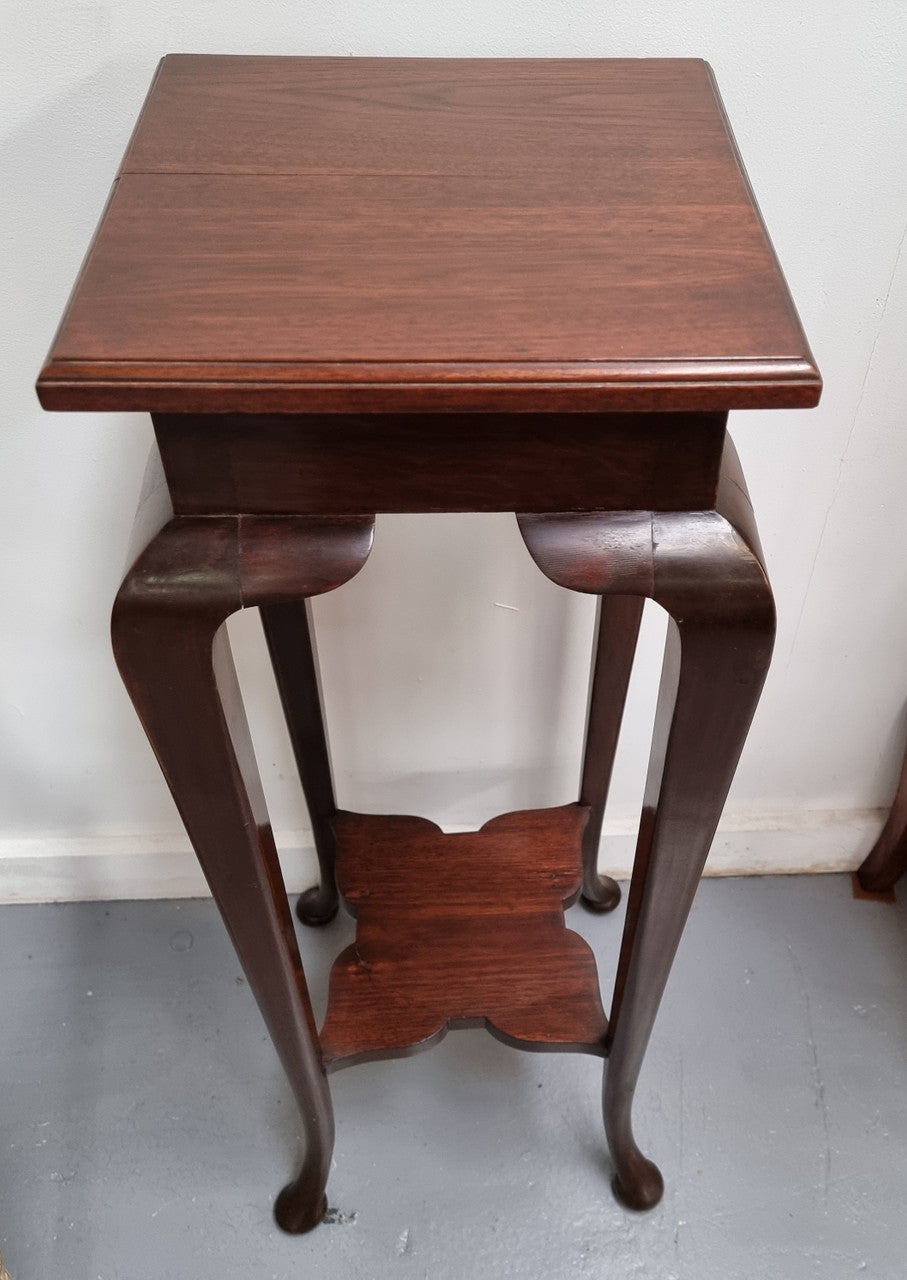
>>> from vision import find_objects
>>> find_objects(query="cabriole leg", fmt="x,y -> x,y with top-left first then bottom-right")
604,595 -> 773,1206
111,502 -> 373,1231
580,595 -> 644,912
518,437 -> 775,1211
603,498 -> 774,1208
261,600 -> 340,926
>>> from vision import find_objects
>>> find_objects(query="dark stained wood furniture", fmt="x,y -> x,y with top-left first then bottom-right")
855,735 -> 907,900
37,55 -> 821,1233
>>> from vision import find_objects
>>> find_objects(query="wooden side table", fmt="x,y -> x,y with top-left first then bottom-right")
37,56 -> 821,1233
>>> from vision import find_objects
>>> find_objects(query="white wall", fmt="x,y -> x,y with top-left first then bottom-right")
2,2 -> 906,900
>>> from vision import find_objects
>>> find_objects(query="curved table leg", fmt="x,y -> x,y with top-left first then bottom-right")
112,500 -> 373,1232
519,437 -> 775,1210
579,595 -> 644,912
604,575 -> 773,1208
261,600 -> 341,926
857,735 -> 907,894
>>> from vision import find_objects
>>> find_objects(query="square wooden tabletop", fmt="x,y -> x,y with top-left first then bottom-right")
37,56 -> 821,414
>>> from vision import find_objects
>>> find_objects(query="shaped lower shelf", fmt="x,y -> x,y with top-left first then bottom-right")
319,804 -> 608,1070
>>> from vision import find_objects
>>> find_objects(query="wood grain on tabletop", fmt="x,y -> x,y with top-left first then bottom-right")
37,56 -> 821,414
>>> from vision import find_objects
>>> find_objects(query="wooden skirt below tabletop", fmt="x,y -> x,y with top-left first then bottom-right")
152,412 -> 728,515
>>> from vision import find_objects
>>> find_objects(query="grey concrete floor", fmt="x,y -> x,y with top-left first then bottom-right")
2,874 -> 906,1279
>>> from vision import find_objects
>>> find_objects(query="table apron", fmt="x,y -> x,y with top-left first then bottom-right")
152,411 -> 727,516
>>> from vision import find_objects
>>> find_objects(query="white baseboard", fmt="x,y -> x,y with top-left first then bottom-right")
0,808 -> 887,904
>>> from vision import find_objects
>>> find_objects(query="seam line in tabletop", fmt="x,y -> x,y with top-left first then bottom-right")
119,169 -> 498,179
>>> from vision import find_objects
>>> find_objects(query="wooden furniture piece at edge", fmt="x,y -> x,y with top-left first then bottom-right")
855,736 -> 907,900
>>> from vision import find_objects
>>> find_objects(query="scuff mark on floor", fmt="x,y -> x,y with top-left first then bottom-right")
325,1207 -> 358,1225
